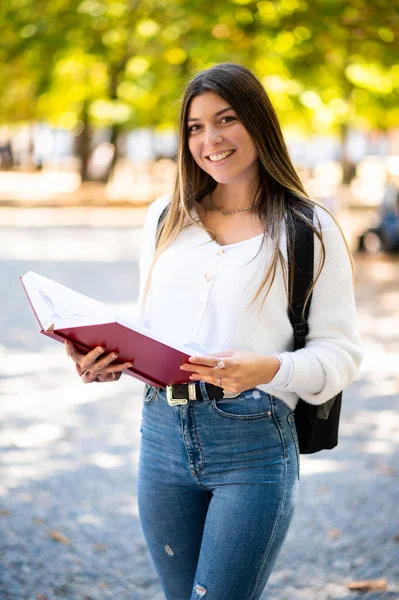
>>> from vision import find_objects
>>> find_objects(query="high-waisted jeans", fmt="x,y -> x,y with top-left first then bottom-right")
137,381 -> 300,600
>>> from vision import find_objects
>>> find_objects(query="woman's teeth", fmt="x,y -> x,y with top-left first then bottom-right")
208,150 -> 234,162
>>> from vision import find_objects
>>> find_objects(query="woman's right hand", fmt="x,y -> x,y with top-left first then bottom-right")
65,340 -> 133,384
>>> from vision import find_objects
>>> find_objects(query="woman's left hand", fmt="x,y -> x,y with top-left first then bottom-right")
180,350 -> 280,394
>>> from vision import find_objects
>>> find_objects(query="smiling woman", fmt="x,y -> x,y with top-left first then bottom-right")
65,62 -> 363,600
131,63 -> 364,600
187,93 -> 259,194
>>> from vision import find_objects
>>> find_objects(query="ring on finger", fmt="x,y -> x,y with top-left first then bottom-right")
218,377 -> 222,387
96,361 -> 102,370
216,358 -> 225,369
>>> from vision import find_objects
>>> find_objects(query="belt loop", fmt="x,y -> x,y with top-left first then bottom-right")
199,381 -> 211,403
188,382 -> 197,401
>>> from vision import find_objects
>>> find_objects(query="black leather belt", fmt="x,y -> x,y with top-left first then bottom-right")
165,382 -> 225,406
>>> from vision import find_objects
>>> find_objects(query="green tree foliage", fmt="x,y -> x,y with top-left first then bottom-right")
0,0 -> 397,176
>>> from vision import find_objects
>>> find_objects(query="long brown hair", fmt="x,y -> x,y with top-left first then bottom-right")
142,62 -> 353,316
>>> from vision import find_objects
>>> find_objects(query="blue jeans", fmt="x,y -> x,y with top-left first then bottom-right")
138,381 -> 300,600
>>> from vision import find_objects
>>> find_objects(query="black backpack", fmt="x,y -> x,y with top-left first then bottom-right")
156,203 -> 342,454
289,207 -> 342,453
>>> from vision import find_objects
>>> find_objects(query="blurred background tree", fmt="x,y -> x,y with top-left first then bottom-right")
0,0 -> 397,182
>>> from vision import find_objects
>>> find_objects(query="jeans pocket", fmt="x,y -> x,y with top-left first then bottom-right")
143,384 -> 158,405
287,412 -> 300,480
211,388 -> 273,420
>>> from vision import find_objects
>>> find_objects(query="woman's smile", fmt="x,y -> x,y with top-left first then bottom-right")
206,149 -> 236,165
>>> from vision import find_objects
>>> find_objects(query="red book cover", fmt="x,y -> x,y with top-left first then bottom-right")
20,272 -> 196,387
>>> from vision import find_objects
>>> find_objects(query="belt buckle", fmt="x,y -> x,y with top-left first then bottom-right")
166,385 -> 189,406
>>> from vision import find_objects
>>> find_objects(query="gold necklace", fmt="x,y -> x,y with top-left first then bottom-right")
209,192 -> 260,216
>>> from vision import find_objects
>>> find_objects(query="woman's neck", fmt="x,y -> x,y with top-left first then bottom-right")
211,179 -> 260,212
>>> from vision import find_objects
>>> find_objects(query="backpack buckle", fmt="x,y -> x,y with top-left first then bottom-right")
294,321 -> 309,338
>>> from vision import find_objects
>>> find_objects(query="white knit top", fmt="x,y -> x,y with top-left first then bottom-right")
138,194 -> 363,411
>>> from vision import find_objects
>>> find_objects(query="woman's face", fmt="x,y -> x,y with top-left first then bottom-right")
186,91 -> 258,185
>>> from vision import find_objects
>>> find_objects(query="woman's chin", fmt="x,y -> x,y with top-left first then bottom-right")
208,172 -> 235,184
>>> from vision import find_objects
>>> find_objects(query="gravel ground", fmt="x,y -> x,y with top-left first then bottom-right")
0,222 -> 398,600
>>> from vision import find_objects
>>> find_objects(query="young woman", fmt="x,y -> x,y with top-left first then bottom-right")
66,63 -> 363,600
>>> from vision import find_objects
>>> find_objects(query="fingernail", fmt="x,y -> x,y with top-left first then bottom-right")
111,353 -> 118,359
97,347 -> 104,353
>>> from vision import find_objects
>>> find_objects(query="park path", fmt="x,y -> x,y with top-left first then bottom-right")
0,214 -> 398,600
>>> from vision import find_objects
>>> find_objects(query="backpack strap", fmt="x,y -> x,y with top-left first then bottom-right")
155,205 -> 170,248
288,206 -> 339,425
288,206 -> 314,351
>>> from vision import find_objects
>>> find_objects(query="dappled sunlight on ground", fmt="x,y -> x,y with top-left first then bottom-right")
0,170 -> 80,201
340,409 -> 399,455
1,227 -> 142,261
300,458 -> 346,476
0,162 -> 174,206
0,347 -> 133,411
0,205 -> 148,227
0,342 -> 144,499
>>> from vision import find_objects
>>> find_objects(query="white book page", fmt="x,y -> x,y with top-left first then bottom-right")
181,341 -> 211,355
21,271 -> 115,332
114,315 -> 210,356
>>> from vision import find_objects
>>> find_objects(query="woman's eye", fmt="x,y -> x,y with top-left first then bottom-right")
188,116 -> 236,133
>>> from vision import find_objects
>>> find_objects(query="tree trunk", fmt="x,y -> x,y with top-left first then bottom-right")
104,122 -> 120,183
339,122 -> 356,184
74,107 -> 91,182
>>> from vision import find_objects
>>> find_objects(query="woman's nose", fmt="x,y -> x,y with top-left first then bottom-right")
204,127 -> 223,146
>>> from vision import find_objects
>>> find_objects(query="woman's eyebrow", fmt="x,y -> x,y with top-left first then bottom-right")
187,107 -> 234,122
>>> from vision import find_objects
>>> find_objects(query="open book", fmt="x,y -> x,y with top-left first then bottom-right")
21,271 -> 210,387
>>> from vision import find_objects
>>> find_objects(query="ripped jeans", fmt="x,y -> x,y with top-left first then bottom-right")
137,382 -> 300,600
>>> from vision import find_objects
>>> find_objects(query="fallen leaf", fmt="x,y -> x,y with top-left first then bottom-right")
327,528 -> 341,539
94,543 -> 107,552
376,464 -> 397,476
37,594 -> 48,600
53,584 -> 69,595
0,509 -> 10,517
99,581 -> 108,589
48,529 -> 70,545
393,534 -> 399,543
347,579 -> 388,591
33,518 -> 46,525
